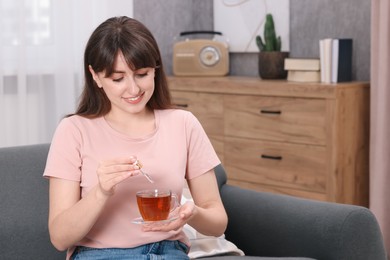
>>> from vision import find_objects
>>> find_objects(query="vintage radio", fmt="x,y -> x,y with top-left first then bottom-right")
173,31 -> 229,76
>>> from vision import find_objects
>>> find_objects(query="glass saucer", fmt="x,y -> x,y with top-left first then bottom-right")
132,215 -> 179,225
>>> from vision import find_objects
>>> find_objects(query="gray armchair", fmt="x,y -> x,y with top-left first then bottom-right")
212,165 -> 387,259
0,144 -> 387,260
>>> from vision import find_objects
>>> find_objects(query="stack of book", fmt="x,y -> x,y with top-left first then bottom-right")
319,38 -> 353,83
284,58 -> 321,82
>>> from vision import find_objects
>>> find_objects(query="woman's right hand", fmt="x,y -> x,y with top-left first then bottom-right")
96,156 -> 140,197
48,156 -> 141,251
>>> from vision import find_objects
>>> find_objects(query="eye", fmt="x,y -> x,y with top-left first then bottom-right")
135,68 -> 153,78
112,77 -> 124,82
136,73 -> 148,78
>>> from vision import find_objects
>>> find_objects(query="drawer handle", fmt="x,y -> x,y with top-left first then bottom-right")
261,154 -> 283,160
175,104 -> 189,108
260,109 -> 281,115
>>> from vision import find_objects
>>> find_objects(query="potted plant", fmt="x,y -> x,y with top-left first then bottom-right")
256,13 -> 289,79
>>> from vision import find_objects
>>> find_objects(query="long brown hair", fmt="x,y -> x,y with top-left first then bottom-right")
71,16 -> 171,118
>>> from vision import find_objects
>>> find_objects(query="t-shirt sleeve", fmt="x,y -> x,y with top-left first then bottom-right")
43,117 -> 83,181
185,112 -> 221,180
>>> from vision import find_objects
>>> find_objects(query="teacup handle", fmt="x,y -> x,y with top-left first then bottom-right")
170,193 -> 180,212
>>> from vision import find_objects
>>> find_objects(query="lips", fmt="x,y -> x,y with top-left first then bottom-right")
123,92 -> 144,104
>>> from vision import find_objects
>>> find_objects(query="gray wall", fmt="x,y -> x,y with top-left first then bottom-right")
134,0 -> 370,81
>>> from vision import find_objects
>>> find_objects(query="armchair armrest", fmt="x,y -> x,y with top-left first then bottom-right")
220,184 -> 387,260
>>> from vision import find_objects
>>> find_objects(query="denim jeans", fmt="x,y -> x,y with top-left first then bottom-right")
71,240 -> 189,260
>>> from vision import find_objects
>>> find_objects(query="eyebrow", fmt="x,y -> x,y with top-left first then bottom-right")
105,67 -> 151,77
111,70 -> 125,74
103,70 -> 124,78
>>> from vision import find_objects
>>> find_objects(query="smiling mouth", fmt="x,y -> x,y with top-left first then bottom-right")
124,92 -> 144,103
127,96 -> 140,101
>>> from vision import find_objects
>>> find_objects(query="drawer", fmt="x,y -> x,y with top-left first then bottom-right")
171,91 -> 224,136
224,136 -> 327,193
228,179 -> 327,202
224,95 -> 327,145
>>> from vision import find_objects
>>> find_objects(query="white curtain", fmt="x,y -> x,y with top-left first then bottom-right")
0,0 -> 133,148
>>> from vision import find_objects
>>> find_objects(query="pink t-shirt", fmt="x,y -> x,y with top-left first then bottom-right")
43,109 -> 220,256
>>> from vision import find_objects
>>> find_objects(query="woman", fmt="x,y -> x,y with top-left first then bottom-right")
43,16 -> 227,259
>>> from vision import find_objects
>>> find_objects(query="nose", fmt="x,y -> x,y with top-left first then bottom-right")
126,76 -> 140,95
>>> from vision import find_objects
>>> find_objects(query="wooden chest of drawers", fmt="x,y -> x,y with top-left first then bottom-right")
169,76 -> 369,206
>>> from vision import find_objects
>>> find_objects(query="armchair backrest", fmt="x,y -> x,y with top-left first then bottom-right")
0,143 -> 64,259
214,164 -> 228,192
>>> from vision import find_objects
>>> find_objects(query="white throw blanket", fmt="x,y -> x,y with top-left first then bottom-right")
181,187 -> 245,259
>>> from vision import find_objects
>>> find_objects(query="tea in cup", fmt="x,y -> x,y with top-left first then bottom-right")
136,189 -> 179,221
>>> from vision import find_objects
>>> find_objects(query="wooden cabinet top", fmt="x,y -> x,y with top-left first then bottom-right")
168,76 -> 369,99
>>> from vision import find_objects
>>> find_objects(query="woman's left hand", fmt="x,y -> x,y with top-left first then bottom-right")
142,201 -> 195,232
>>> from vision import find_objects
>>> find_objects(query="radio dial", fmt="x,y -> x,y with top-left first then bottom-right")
200,46 -> 220,67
